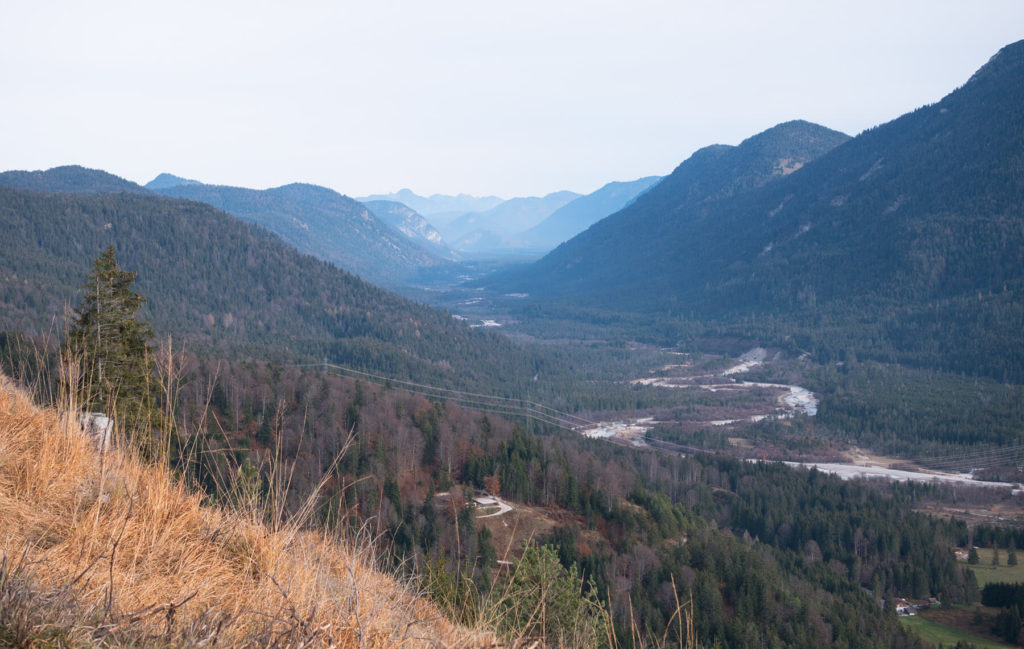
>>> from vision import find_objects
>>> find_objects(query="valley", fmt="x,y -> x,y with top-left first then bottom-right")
2,36 -> 1024,649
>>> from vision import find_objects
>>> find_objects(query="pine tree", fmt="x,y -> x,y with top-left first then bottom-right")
67,246 -> 155,428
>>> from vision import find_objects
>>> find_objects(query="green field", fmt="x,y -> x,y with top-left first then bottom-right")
901,615 -> 1012,649
960,548 -> 1024,588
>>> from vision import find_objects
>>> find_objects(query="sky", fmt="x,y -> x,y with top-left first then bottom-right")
2,1 -> 1023,198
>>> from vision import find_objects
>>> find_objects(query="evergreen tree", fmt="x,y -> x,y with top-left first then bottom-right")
969,546 -> 980,565
498,543 -> 606,647
66,246 -> 155,427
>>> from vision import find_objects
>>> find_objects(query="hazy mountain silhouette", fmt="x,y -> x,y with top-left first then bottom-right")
150,179 -> 448,286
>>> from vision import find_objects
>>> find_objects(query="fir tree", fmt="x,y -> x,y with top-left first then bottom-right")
67,246 -> 155,428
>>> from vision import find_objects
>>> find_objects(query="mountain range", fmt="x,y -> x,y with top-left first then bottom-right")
489,119 -> 850,298
357,188 -> 504,220
441,178 -> 664,256
443,190 -> 581,250
491,41 -> 1024,381
4,41 -> 1024,385
0,180 -> 533,391
517,176 -> 662,250
147,177 -> 448,286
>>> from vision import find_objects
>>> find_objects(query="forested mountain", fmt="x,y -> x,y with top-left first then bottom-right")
0,165 -> 150,194
0,186 -> 538,391
444,190 -> 581,250
518,176 -> 662,249
362,199 -> 458,260
148,179 -> 448,286
495,40 -> 1024,380
489,119 -> 849,298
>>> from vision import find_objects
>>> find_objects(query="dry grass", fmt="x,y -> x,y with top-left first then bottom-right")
0,371 -> 496,648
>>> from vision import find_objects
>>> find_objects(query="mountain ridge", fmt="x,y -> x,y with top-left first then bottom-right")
490,119 -> 851,296
492,41 -> 1024,380
0,185 -> 535,391
357,188 -> 504,218
149,179 -> 448,286
518,176 -> 663,249
444,190 -> 581,242
0,165 -> 149,194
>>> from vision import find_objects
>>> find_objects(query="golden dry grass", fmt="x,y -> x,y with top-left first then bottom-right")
0,372 -> 495,648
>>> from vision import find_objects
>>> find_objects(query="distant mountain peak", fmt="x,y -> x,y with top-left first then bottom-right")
736,120 -> 850,157
145,173 -> 202,190
358,189 -> 504,217
631,120 -> 850,212
271,182 -> 344,199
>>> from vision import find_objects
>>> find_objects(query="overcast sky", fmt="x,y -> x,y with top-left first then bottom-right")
2,1 -> 1022,198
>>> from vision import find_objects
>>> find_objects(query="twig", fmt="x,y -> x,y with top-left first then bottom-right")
103,494 -> 134,622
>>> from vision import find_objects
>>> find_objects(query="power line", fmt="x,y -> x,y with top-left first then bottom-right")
298,362 -> 1024,475
296,362 -> 599,433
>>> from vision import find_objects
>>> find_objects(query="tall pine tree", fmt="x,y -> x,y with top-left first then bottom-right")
67,246 -> 155,428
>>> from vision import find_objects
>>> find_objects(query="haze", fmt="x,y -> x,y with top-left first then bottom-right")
2,0 -> 1022,197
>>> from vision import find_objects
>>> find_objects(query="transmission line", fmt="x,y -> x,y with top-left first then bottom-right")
295,362 -> 598,433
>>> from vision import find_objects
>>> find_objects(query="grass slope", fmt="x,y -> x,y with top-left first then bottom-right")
0,372 -> 488,647
901,615 -> 1012,649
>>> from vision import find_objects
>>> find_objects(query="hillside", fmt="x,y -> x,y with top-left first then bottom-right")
490,119 -> 849,299
0,165 -> 149,194
0,186 -> 537,392
3,336 -> 965,649
148,179 -> 447,286
518,176 -> 662,249
0,371 -> 482,647
495,41 -> 1024,380
152,353 -> 968,649
362,199 -> 458,260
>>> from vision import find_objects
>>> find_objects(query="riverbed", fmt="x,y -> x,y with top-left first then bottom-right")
782,460 -> 1023,493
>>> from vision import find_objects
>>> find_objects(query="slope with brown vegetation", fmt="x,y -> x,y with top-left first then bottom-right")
0,371 -> 491,648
